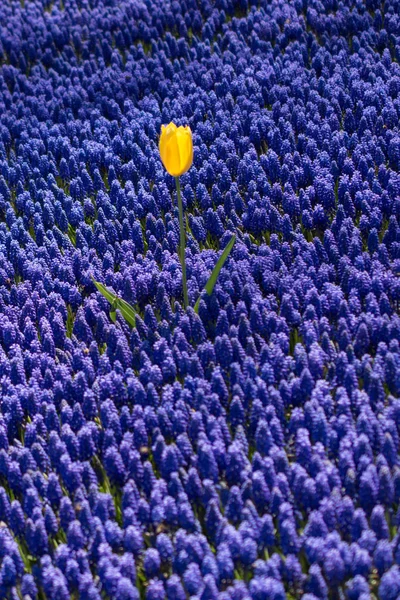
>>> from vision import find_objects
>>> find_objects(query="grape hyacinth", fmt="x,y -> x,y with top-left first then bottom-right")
0,0 -> 398,598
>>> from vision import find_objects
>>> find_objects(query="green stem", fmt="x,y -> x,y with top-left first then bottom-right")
175,176 -> 188,309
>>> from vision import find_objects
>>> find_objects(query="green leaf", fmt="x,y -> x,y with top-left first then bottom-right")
115,296 -> 137,328
66,305 -> 75,338
92,279 -> 116,304
92,278 -> 137,328
194,233 -> 236,314
68,223 -> 76,247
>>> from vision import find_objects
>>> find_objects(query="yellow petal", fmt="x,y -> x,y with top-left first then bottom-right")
165,134 -> 182,176
175,126 -> 193,175
165,122 -> 177,135
159,123 -> 179,175
159,126 -> 168,168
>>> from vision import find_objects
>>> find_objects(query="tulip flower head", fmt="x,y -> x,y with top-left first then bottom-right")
159,122 -> 193,177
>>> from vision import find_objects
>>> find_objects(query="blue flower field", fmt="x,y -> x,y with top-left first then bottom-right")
0,0 -> 399,598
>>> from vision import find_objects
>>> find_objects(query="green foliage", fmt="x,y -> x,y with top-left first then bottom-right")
194,233 -> 236,313
66,305 -> 75,338
92,278 -> 137,328
91,233 -> 235,326
68,223 -> 76,246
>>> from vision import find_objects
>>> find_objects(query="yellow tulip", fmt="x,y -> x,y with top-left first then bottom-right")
159,122 -> 193,177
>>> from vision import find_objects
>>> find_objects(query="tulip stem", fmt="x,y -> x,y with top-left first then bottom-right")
175,176 -> 188,309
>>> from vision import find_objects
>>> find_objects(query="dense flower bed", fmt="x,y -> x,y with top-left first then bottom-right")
0,0 -> 399,598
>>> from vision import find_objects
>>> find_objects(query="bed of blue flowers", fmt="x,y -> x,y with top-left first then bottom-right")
0,0 -> 399,598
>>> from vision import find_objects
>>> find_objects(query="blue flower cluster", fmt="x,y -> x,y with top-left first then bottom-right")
0,0 -> 399,598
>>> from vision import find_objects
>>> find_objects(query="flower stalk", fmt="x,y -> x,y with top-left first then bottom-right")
175,176 -> 188,309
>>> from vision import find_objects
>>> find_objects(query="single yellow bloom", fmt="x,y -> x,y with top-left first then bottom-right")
159,122 -> 193,177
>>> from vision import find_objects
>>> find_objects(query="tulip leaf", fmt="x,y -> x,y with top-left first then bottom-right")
115,297 -> 138,328
91,279 -> 115,303
194,233 -> 236,314
92,278 -> 137,328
